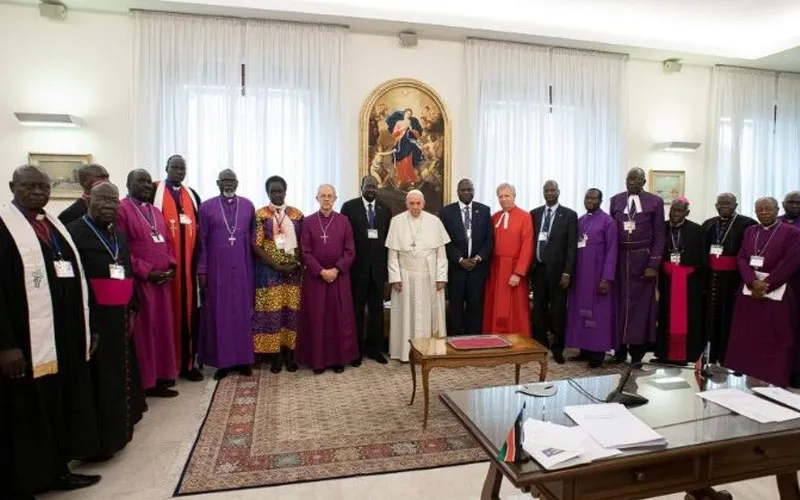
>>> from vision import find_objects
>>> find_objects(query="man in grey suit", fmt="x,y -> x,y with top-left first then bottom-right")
530,180 -> 578,364
439,179 -> 493,335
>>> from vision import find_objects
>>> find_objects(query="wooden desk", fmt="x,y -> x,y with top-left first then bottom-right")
409,335 -> 548,429
441,369 -> 800,500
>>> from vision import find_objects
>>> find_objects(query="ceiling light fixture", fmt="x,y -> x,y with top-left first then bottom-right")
14,112 -> 83,128
654,141 -> 701,153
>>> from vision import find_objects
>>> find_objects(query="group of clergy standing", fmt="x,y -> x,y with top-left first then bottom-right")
2,157 -> 800,500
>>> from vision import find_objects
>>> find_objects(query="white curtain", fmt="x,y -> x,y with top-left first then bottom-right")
774,74 -> 800,195
706,67 -> 776,216
465,39 -> 626,212
133,12 -> 344,211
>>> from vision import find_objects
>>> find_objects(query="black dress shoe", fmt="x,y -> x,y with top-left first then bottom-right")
332,366 -> 344,373
351,357 -> 362,367
609,356 -> 626,365
286,362 -> 299,373
270,362 -> 283,374
238,365 -> 253,376
81,454 -> 114,464
569,353 -> 588,362
180,368 -> 204,382
553,352 -> 566,365
313,368 -> 325,375
213,369 -> 230,381
2,491 -> 36,500
50,473 -> 101,491
588,360 -> 603,369
369,353 -> 388,364
145,386 -> 179,398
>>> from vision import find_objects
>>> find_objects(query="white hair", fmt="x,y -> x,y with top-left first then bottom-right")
406,189 -> 424,201
316,183 -> 337,197
496,183 -> 516,196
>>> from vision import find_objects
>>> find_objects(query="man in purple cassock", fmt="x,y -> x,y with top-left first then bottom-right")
726,197 -> 800,387
566,189 -> 618,368
609,167 -> 665,366
779,191 -> 800,386
197,170 -> 256,380
116,169 -> 179,398
297,184 -> 359,374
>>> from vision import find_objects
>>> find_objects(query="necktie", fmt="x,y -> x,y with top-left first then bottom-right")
463,206 -> 471,234
537,207 -> 552,262
629,197 -> 637,215
367,203 -> 375,228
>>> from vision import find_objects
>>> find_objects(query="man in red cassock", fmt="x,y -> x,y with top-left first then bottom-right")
483,183 -> 534,337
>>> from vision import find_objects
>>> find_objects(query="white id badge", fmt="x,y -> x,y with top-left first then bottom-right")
623,220 -> 636,233
179,214 -> 192,225
54,260 -> 75,278
466,229 -> 472,238
750,255 -> 764,268
670,252 -> 681,264
367,229 -> 379,240
538,231 -> 548,242
275,234 -> 286,250
109,264 -> 125,280
577,238 -> 587,249
710,244 -> 723,257
151,233 -> 165,243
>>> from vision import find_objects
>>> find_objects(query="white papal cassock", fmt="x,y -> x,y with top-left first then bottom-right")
386,210 -> 450,361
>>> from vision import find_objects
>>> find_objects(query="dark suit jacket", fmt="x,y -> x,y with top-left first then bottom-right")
530,204 -> 578,279
341,197 -> 391,284
439,201 -> 493,278
58,198 -> 88,225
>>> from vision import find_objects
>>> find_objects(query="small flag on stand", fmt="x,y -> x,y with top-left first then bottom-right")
497,402 -> 526,463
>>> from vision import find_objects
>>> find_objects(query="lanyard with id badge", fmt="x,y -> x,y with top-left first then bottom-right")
710,214 -> 737,258
669,227 -> 682,265
83,215 -> 125,279
750,222 -> 781,269
48,226 -> 75,278
130,198 -> 166,244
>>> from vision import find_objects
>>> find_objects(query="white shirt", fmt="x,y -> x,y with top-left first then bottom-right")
624,194 -> 642,215
459,201 -> 473,258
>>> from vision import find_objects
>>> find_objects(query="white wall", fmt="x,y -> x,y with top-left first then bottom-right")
0,4 -> 131,212
0,4 -> 715,217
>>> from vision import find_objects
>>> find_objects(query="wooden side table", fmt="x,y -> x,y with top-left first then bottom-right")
408,335 -> 548,428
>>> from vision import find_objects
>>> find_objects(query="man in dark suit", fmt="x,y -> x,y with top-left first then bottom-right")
530,180 -> 578,364
341,175 -> 392,364
440,179 -> 493,335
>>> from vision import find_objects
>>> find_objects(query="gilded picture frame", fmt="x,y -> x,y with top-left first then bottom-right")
359,78 -> 451,216
649,169 -> 686,204
28,153 -> 93,199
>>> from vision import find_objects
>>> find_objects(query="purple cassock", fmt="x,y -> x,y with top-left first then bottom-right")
116,197 -> 178,389
780,216 -> 800,380
609,191 -> 665,347
726,222 -> 800,386
197,196 -> 256,370
296,211 -> 359,370
566,209 -> 618,352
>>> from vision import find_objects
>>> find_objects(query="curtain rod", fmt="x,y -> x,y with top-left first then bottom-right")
129,8 -> 349,29
715,64 -> 800,76
466,36 -> 629,58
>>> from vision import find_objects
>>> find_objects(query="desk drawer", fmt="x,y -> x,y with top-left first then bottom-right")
710,436 -> 800,478
575,456 -> 701,499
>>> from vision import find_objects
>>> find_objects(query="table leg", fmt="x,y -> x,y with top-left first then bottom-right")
777,472 -> 800,500
422,365 -> 431,429
481,463 -> 503,500
409,351 -> 417,406
515,364 -> 521,385
538,357 -> 548,382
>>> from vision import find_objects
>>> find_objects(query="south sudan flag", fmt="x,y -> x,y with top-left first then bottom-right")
497,402 -> 525,463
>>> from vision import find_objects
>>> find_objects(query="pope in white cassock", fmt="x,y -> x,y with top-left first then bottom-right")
386,190 -> 450,361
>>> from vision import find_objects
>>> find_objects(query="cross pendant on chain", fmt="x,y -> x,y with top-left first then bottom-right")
228,235 -> 236,246
321,234 -> 329,244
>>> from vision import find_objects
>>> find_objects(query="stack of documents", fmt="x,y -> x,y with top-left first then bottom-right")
752,387 -> 800,412
697,388 -> 800,423
521,419 -> 621,470
564,403 -> 667,449
743,271 -> 786,301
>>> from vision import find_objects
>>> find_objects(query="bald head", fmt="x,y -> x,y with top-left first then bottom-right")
755,197 -> 779,226
457,178 -> 474,205
88,182 -> 121,225
217,169 -> 238,198
783,190 -> 800,220
10,165 -> 51,210
669,197 -> 690,226
625,167 -> 646,195
715,192 -> 738,219
127,169 -> 153,202
543,180 -> 560,206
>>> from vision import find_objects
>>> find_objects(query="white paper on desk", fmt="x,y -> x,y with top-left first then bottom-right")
564,403 -> 666,450
753,387 -> 800,412
743,271 -> 786,301
522,419 -> 621,470
697,388 -> 800,423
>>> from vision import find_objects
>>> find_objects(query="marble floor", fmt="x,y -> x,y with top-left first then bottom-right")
39,368 -> 783,500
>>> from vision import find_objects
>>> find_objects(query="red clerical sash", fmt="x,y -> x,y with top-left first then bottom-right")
661,262 -> 695,361
90,278 -> 134,306
708,255 -> 737,272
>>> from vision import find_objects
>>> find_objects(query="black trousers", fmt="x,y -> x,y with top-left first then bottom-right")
352,271 -> 385,356
531,264 -> 568,354
614,344 -> 649,363
447,267 -> 487,335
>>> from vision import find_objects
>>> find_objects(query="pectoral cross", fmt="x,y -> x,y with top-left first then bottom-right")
228,235 -> 236,246
321,234 -> 329,244
170,219 -> 177,235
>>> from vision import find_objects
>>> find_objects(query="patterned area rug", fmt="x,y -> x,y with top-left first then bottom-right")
175,353 -> 623,496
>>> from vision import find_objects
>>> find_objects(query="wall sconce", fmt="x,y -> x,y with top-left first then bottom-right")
653,141 -> 701,152
14,112 -> 83,128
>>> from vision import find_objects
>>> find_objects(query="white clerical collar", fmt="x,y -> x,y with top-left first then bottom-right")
625,194 -> 642,215
761,220 -> 779,229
